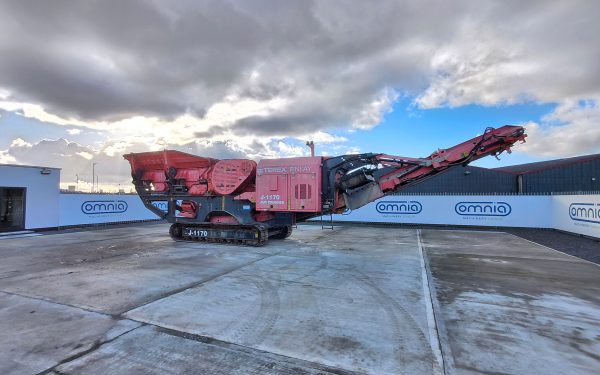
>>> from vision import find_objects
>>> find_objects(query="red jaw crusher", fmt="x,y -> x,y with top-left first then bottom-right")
124,125 -> 526,246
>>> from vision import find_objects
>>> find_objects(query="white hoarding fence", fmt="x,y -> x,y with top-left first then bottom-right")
327,195 -> 554,229
553,194 -> 600,239
315,194 -> 600,239
59,194 -> 159,226
58,193 -> 600,239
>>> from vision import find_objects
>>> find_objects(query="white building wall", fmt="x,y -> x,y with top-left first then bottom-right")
0,165 -> 60,229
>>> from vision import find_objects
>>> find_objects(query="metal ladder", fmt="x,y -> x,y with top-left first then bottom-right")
320,211 -> 334,230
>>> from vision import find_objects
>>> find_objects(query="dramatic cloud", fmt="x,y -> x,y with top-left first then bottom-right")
521,99 -> 600,157
1,137 -> 253,190
0,150 -> 15,164
2,2 -> 596,121
0,0 -> 598,188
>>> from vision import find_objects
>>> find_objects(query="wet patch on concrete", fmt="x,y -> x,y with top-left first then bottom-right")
421,229 -> 600,374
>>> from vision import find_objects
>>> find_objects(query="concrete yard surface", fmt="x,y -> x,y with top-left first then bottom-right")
125,229 -> 437,374
0,222 -> 598,374
420,229 -> 600,374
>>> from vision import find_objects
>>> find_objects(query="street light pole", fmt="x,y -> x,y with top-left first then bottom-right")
92,163 -> 97,193
76,174 -> 79,191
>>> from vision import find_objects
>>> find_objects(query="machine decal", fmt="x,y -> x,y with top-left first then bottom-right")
260,194 -> 281,201
184,228 -> 208,237
257,165 -> 312,175
259,194 -> 284,206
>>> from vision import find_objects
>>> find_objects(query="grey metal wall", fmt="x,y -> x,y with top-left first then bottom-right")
397,166 -> 517,194
522,158 -> 600,193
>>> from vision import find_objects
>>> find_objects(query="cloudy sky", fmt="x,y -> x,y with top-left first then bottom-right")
0,0 -> 598,191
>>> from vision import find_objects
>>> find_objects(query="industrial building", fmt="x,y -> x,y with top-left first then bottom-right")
399,153 -> 600,194
0,164 -> 61,232
496,153 -> 600,193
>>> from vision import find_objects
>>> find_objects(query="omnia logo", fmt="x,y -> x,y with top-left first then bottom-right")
455,202 -> 511,216
151,201 -> 168,212
376,201 -> 422,214
81,200 -> 128,214
569,203 -> 600,224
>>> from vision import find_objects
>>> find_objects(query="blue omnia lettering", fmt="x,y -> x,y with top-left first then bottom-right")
151,201 -> 168,212
455,202 -> 511,217
569,203 -> 600,224
81,200 -> 128,214
376,201 -> 422,214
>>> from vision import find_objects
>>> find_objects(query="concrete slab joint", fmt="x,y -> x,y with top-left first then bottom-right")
0,223 -> 598,374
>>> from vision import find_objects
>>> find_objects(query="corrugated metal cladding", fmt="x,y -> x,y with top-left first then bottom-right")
395,153 -> 600,195
520,158 -> 600,193
398,166 -> 516,194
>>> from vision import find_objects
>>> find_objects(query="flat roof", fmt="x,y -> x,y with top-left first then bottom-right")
0,163 -> 61,170
495,153 -> 600,174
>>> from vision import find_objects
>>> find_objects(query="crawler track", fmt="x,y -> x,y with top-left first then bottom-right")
169,223 -> 268,246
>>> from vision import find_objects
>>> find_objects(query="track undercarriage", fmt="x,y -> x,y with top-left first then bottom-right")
168,222 -> 292,246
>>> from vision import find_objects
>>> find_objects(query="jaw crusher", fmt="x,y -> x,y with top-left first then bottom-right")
124,125 -> 526,246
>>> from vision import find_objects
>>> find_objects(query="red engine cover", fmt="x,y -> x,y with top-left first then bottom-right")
255,157 -> 322,212
212,159 -> 257,195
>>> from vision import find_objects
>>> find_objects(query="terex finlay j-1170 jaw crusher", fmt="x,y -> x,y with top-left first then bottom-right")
124,125 -> 526,246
